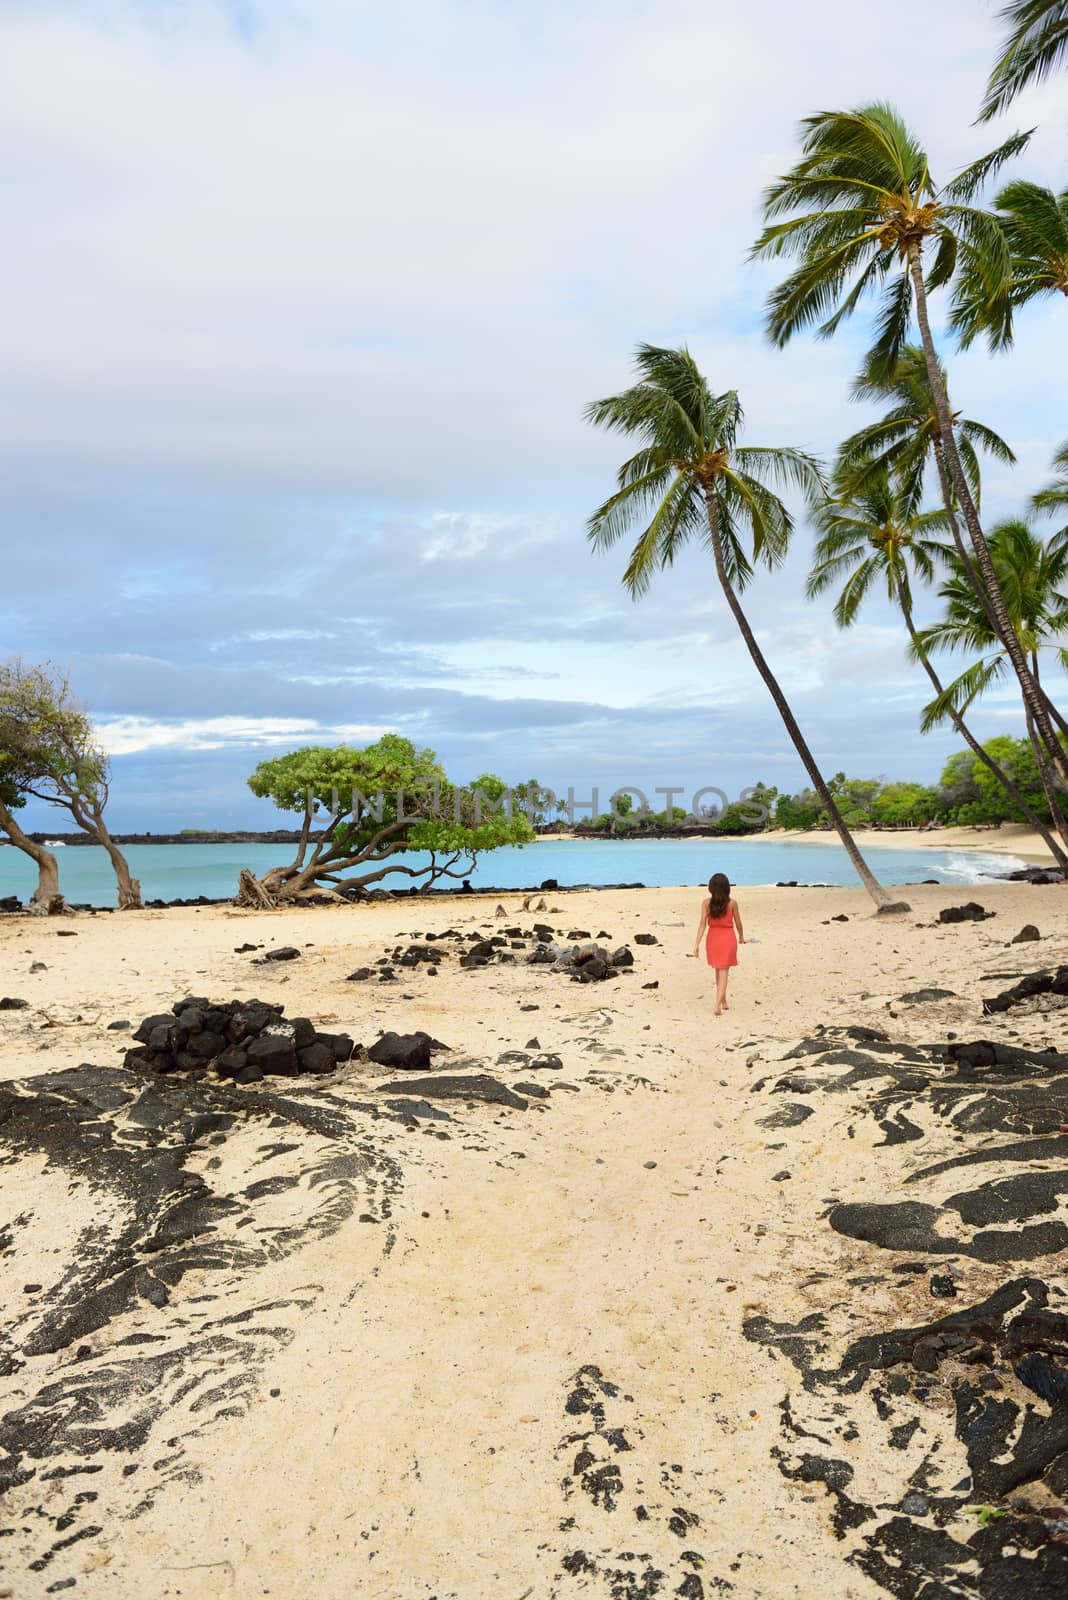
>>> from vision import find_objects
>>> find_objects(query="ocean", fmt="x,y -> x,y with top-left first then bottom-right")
0,837 -> 1025,908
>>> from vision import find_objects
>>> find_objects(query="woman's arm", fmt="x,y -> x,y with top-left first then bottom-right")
692,898 -> 709,956
732,898 -> 745,943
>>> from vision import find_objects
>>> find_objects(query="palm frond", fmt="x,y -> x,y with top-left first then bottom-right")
979,1 -> 1068,121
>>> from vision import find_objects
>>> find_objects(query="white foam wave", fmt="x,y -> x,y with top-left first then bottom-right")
936,850 -> 1028,883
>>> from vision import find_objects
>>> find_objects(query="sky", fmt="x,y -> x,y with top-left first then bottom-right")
3,0 -> 1068,832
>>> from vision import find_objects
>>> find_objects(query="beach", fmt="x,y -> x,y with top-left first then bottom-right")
2,879 -> 1066,1598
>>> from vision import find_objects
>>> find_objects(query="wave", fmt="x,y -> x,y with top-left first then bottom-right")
936,850 -> 1027,884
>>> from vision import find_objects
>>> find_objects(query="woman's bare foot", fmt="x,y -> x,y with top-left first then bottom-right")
712,1005 -> 722,1016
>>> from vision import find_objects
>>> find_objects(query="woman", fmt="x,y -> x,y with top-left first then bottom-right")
693,872 -> 744,1015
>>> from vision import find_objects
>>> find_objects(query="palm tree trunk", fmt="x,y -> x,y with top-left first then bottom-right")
703,490 -> 906,910
896,578 -> 1068,865
0,799 -> 66,914
907,243 -> 1068,786
1026,651 -> 1068,844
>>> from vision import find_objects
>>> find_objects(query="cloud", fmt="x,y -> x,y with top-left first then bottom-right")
3,0 -> 1067,835
95,714 -> 393,755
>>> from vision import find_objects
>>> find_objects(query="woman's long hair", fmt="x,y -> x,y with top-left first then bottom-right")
708,872 -> 731,918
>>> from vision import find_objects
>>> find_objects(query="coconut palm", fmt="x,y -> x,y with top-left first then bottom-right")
1033,440 -> 1068,519
952,181 -> 1068,350
837,346 -> 1014,525
809,478 -> 1068,863
584,343 -> 905,911
915,519 -> 1068,838
748,105 -> 1068,786
980,1 -> 1068,121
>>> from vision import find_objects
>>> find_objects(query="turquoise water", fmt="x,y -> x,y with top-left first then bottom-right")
0,837 -> 1025,908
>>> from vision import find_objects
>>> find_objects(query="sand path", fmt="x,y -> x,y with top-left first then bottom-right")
3,881 -> 1066,1597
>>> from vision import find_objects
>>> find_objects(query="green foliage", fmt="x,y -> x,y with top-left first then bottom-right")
952,180 -> 1068,351
585,343 -> 824,596
247,735 -> 534,863
0,660 -> 108,815
979,1 -> 1068,120
751,104 -> 1030,380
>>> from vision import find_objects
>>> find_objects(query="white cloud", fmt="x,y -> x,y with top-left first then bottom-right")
96,714 -> 392,755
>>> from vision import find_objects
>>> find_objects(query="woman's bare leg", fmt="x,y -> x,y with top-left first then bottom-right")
715,968 -> 729,1014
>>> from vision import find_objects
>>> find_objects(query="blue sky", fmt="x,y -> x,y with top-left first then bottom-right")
3,0 -> 1068,832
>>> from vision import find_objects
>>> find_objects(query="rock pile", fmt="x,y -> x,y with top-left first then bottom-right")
349,925 -> 640,985
124,997 -> 356,1082
939,901 -> 994,923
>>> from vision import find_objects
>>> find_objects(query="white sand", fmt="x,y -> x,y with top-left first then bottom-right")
1,880 -> 1066,1597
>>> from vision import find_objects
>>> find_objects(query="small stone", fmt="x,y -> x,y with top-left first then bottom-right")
107,1019 -> 131,1031
643,1160 -> 657,1169
1011,924 -> 1041,943
929,1273 -> 957,1298
0,997 -> 29,1010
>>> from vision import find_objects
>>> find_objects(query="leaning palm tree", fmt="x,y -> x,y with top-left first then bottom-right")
837,346 -> 1014,535
809,477 -> 1068,864
916,519 -> 1068,841
952,181 -> 1068,350
980,1 -> 1068,121
1033,440 -> 1068,519
585,343 -> 906,912
748,105 -> 1068,787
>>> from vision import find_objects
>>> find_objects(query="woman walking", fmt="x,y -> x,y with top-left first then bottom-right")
693,873 -> 745,1015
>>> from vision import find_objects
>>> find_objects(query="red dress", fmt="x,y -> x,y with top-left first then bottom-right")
705,901 -> 738,969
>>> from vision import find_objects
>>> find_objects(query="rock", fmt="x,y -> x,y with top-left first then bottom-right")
831,914 -> 849,923
29,961 -> 47,972
634,933 -> 658,946
346,968 -> 373,981
900,987 -> 957,1003
384,1098 -> 451,1121
376,1074 -> 528,1109
0,895 -> 22,913
610,946 -> 634,967
366,1031 -> 432,1072
0,997 -> 30,1010
246,1029 -> 299,1076
540,879 -> 559,891
875,901 -> 912,915
1012,924 -> 1041,943
298,1041 -> 337,1075
256,946 -> 301,963
234,942 -> 259,953
235,1063 -> 264,1085
317,1032 -> 355,1063
939,902 -> 992,924
107,1019 -> 131,1031
642,981 -> 659,990
930,1273 -> 958,1298
214,1048 -> 249,1079
528,1052 -> 563,1071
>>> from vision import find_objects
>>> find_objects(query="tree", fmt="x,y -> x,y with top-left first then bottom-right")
979,1 -> 1068,121
914,519 -> 1068,840
749,105 -> 1068,789
808,474 -> 1068,861
0,660 -> 141,908
0,752 -> 65,915
1033,439 -> 1068,520
584,342 -> 906,911
952,181 -> 1068,351
237,734 -> 534,906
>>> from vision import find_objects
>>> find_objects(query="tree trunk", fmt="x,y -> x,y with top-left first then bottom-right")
0,801 -> 65,914
70,800 -> 143,909
908,243 -> 1068,786
896,578 -> 1068,866
703,490 -> 906,911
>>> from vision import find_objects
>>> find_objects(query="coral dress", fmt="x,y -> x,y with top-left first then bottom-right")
705,901 -> 738,969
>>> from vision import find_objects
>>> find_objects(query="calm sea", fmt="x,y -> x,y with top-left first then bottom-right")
0,837 -> 1024,908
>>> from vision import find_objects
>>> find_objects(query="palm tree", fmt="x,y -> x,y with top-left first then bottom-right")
1033,440 -> 1068,519
952,181 -> 1068,350
837,345 -> 1013,538
915,519 -> 1068,840
809,478 -> 1068,864
980,1 -> 1068,121
585,343 -> 906,912
748,105 -> 1068,788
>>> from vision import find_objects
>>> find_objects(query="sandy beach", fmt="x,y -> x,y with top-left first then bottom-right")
1,879 -> 1066,1598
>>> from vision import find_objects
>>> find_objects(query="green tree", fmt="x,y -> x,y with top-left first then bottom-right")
980,1 -> 1068,120
1033,439 -> 1068,521
749,105 -> 1068,788
870,781 -> 939,826
808,475 -> 1067,861
0,660 -> 141,908
971,734 -> 1049,822
584,343 -> 904,910
239,735 -> 534,905
915,519 -> 1068,839
775,787 -> 824,830
952,181 -> 1068,351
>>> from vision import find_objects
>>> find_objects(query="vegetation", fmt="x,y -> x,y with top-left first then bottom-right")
584,344 -> 906,912
237,734 -> 534,905
979,1 -> 1068,120
0,660 -> 141,909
